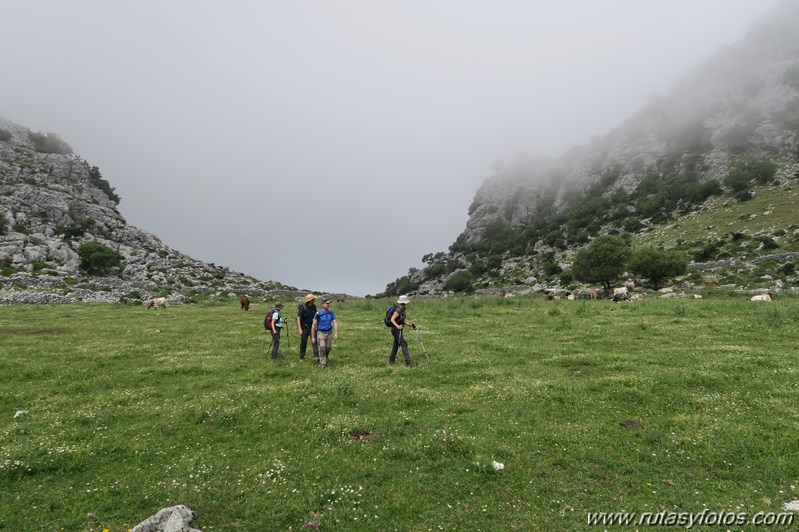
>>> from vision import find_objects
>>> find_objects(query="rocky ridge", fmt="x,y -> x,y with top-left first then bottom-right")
0,116 -> 310,304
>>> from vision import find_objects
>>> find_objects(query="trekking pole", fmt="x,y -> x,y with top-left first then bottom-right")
412,325 -> 429,361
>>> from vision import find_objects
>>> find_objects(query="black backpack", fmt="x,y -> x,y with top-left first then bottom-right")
384,305 -> 398,327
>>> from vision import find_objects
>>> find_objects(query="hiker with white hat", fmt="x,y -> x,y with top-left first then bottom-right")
388,295 -> 416,367
296,293 -> 319,362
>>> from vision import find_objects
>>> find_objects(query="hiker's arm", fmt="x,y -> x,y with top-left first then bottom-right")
333,319 -> 339,339
311,319 -> 318,343
296,315 -> 302,334
390,310 -> 402,329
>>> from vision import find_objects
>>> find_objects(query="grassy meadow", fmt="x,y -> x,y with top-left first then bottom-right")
1,294 -> 799,530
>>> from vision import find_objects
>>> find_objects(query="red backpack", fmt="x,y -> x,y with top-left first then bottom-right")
264,309 -> 278,331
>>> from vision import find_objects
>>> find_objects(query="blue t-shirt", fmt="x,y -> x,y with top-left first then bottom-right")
314,309 -> 336,332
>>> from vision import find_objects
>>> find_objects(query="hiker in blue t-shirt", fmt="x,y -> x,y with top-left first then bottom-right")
389,295 -> 416,367
296,293 -> 319,362
311,298 -> 339,369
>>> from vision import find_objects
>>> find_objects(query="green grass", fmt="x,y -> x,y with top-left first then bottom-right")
637,184 -> 799,253
2,296 -> 799,530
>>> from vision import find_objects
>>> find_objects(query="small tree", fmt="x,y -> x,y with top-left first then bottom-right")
571,235 -> 631,292
627,246 -> 688,289
77,241 -> 122,275
88,166 -> 121,205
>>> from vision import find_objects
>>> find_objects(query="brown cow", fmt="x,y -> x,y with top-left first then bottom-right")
240,295 -> 250,311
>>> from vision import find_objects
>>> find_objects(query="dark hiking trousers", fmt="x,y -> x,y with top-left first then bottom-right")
271,329 -> 281,360
299,325 -> 319,360
390,328 -> 412,365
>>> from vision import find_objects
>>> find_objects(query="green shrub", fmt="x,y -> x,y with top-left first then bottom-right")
76,241 -> 122,275
623,216 -> 643,233
724,158 -> 777,197
426,262 -> 446,279
88,166 -> 120,205
0,213 -> 7,235
56,218 -> 96,240
28,131 -> 73,154
755,236 -> 779,251
443,271 -> 475,293
627,247 -> 688,288
468,260 -> 487,277
12,223 -> 29,235
0,128 -> 11,142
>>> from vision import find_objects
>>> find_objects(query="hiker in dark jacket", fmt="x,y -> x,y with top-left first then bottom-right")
296,293 -> 319,362
389,295 -> 416,367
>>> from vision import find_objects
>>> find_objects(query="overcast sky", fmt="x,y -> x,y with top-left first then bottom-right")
1,0 -> 779,296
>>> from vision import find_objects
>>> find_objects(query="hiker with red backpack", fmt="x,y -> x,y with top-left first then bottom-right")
264,301 -> 285,361
386,295 -> 416,367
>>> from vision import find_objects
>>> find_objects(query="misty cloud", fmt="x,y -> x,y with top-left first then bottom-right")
0,0 -> 777,295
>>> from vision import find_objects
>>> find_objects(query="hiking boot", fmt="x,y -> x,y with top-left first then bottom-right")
407,361 -> 417,368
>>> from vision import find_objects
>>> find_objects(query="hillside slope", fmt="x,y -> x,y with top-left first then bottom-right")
0,116 -> 299,303
381,0 -> 799,297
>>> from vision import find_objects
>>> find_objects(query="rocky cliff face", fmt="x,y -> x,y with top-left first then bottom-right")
0,116 -> 292,303
462,0 -> 799,245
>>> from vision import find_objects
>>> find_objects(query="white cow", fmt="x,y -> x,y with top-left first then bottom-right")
750,293 -> 772,302
610,286 -> 630,302
147,297 -> 167,309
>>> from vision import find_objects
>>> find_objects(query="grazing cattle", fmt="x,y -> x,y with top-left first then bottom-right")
585,288 -> 598,300
693,294 -> 703,299
566,292 -> 576,301
147,297 -> 167,309
750,292 -> 773,302
544,292 -> 555,301
240,295 -> 250,311
658,285 -> 677,294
